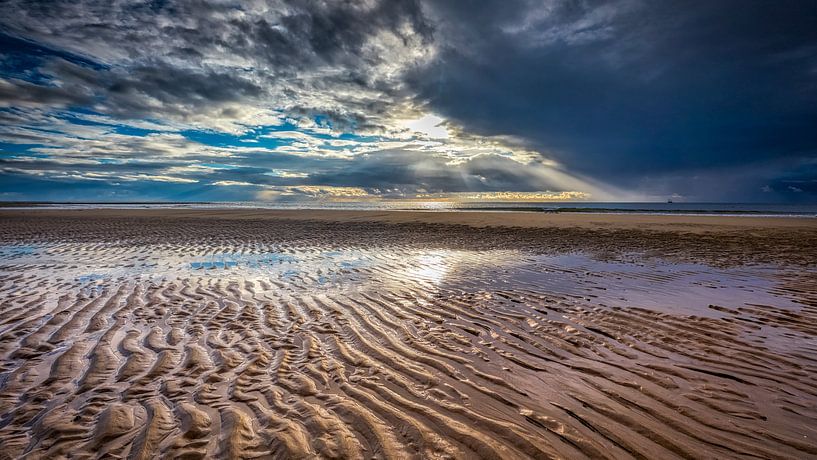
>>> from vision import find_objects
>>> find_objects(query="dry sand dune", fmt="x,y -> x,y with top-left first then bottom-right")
1,210 -> 816,459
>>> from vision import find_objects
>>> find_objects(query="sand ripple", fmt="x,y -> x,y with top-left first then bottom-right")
1,216 -> 816,459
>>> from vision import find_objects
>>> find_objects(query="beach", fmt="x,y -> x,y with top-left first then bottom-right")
1,209 -> 816,459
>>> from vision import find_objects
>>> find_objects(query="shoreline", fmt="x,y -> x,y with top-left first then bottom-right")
3,207 -> 817,229
3,202 -> 817,218
3,208 -> 817,267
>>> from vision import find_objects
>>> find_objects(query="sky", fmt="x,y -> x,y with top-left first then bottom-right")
1,0 -> 816,203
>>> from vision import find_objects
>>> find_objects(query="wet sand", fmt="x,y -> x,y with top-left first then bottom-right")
1,209 -> 816,459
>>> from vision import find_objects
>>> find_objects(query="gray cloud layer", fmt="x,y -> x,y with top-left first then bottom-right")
1,0 -> 816,201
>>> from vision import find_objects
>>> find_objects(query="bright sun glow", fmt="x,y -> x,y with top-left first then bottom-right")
402,114 -> 449,139
404,251 -> 452,286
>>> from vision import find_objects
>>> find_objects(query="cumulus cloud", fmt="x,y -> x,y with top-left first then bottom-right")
0,0 -> 435,132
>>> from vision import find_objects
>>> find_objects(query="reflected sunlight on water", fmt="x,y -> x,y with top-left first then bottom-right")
0,243 -> 800,318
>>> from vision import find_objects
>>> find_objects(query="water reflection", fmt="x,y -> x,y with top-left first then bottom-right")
404,251 -> 452,286
189,253 -> 300,270
0,244 -> 39,259
0,243 -> 801,317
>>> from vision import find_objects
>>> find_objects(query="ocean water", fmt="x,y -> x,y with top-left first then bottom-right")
5,201 -> 817,216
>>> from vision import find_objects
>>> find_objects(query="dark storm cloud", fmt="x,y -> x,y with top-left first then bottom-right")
412,0 -> 817,197
103,63 -> 264,118
1,58 -> 264,120
1,0 -> 431,65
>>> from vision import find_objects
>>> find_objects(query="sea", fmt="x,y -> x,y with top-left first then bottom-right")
4,201 -> 817,217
